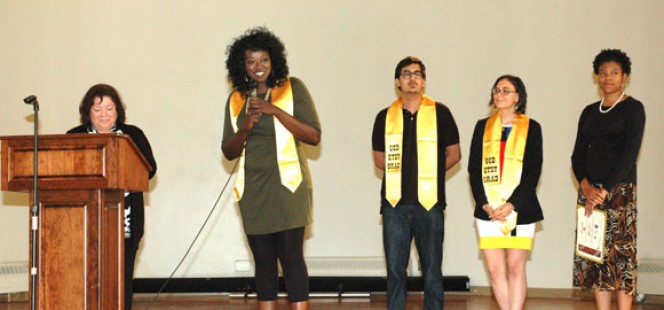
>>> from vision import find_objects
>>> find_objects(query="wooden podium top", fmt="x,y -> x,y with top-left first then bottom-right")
1,133 -> 152,192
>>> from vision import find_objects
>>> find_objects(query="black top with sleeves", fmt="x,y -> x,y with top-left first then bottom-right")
371,102 -> 460,210
67,123 -> 157,244
468,117 -> 544,224
571,97 -> 645,191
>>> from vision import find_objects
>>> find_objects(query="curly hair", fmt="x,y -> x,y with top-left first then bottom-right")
593,49 -> 631,75
225,27 -> 289,94
79,84 -> 126,126
489,74 -> 528,114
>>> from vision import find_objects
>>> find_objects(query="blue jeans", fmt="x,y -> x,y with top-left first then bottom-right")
382,202 -> 445,310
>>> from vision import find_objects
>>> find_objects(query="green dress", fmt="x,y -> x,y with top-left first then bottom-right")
222,77 -> 321,235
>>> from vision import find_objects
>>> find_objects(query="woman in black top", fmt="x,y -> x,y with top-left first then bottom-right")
571,49 -> 645,310
68,84 -> 157,310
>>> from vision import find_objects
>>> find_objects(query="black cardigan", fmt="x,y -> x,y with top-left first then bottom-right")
67,123 -> 157,243
468,117 -> 544,224
571,97 -> 645,191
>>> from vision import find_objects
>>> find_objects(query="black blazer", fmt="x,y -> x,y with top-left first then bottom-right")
467,117 -> 544,224
67,123 -> 157,243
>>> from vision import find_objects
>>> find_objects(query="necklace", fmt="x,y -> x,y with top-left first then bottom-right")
598,92 -> 625,114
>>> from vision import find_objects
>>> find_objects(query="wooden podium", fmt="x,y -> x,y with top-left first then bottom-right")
0,133 -> 152,310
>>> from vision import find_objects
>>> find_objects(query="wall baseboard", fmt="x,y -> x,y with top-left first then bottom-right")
0,291 -> 28,303
134,276 -> 470,294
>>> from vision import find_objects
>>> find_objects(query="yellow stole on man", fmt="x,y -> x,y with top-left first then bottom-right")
229,79 -> 302,201
385,96 -> 438,210
481,112 -> 529,236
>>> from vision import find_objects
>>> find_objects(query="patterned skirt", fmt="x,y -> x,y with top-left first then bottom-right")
573,183 -> 637,295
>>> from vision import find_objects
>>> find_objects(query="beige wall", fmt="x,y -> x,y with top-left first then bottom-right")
1,0 -> 662,289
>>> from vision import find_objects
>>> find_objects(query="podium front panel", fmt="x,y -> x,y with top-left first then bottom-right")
34,189 -> 124,310
39,194 -> 87,309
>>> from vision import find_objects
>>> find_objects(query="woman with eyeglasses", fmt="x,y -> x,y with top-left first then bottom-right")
468,75 -> 544,310
571,49 -> 645,310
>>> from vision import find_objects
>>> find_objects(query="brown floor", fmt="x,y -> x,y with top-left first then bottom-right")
3,293 -> 664,310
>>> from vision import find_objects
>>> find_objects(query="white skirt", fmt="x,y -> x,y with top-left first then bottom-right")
476,219 -> 535,250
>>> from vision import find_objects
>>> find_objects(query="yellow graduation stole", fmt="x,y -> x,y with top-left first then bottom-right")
229,79 -> 302,201
481,112 -> 529,235
385,95 -> 438,210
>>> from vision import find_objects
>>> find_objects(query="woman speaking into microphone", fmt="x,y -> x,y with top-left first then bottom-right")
221,27 -> 321,310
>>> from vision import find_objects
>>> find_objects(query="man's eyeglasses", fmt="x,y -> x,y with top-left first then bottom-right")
401,70 -> 424,80
492,88 -> 518,95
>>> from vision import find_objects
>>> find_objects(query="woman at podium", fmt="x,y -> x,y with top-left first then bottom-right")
222,27 -> 321,310
68,83 -> 157,310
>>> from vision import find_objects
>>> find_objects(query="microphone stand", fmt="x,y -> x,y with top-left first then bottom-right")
23,95 -> 39,310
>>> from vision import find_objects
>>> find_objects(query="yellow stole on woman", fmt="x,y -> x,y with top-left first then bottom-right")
481,112 -> 529,235
385,96 -> 438,210
229,79 -> 302,201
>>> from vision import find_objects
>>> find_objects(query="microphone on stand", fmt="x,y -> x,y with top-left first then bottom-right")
23,95 -> 40,310
23,95 -> 39,110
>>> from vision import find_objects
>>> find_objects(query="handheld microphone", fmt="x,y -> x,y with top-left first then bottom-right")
248,81 -> 259,98
246,82 -> 260,117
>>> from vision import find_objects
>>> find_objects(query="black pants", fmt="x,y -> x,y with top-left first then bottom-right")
247,227 -> 309,302
125,237 -> 140,310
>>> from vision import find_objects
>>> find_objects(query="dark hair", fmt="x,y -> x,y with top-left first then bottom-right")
593,49 -> 631,75
394,56 -> 426,79
489,75 -> 528,114
225,27 -> 289,94
79,84 -> 126,126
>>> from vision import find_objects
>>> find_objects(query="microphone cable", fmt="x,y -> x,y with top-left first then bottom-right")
142,158 -> 239,309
